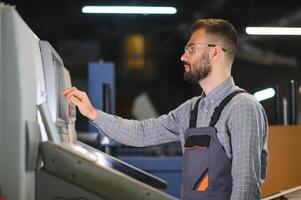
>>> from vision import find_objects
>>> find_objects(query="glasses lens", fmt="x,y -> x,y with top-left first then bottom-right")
184,45 -> 195,54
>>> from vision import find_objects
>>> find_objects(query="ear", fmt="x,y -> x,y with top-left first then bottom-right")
210,46 -> 222,62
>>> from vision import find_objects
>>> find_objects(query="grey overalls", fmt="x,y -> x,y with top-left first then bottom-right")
182,90 -> 245,200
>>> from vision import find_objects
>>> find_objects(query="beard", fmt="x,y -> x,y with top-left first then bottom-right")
183,52 -> 211,84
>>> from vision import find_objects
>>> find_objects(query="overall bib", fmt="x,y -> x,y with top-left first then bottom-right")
182,90 -> 245,200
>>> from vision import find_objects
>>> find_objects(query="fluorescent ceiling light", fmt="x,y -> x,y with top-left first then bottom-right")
82,6 -> 177,15
246,27 -> 301,35
254,88 -> 275,102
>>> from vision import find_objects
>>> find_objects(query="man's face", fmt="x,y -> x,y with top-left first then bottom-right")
183,49 -> 211,84
181,29 -> 212,84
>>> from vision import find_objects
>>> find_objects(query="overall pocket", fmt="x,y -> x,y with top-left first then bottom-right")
183,134 -> 211,192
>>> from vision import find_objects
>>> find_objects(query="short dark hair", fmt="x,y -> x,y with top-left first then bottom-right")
191,19 -> 238,60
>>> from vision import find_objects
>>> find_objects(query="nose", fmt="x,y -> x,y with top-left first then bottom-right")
180,52 -> 188,63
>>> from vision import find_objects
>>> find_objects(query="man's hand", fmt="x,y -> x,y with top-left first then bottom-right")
61,87 -> 97,120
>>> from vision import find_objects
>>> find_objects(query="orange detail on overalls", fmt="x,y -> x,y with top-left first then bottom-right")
197,175 -> 209,192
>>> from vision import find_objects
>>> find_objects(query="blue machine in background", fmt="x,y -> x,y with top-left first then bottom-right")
88,62 -> 116,146
88,62 -> 115,117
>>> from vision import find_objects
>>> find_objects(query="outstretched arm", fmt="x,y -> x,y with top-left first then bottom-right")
62,87 -> 182,147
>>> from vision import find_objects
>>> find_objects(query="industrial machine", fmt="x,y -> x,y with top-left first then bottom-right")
0,4 -> 177,200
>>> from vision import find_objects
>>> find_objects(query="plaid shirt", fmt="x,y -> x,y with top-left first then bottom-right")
91,77 -> 269,200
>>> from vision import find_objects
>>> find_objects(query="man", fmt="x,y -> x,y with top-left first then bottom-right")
62,19 -> 268,200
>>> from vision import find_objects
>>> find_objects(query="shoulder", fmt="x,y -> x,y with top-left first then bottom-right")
228,89 -> 267,119
227,89 -> 268,136
231,91 -> 263,109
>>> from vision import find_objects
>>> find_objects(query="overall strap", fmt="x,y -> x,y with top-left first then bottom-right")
189,97 -> 202,128
209,90 -> 246,127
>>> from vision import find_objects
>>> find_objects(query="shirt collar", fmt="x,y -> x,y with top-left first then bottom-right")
202,77 -> 235,105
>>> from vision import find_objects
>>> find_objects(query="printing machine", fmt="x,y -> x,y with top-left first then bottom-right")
0,4 -> 177,200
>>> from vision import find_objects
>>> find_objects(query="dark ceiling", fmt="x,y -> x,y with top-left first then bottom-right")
5,0 -> 301,63
3,0 -> 301,124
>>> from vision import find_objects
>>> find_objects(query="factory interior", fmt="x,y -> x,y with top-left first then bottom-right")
1,0 -> 301,199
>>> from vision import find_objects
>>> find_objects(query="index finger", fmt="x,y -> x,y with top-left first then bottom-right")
65,89 -> 85,100
61,87 -> 76,96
